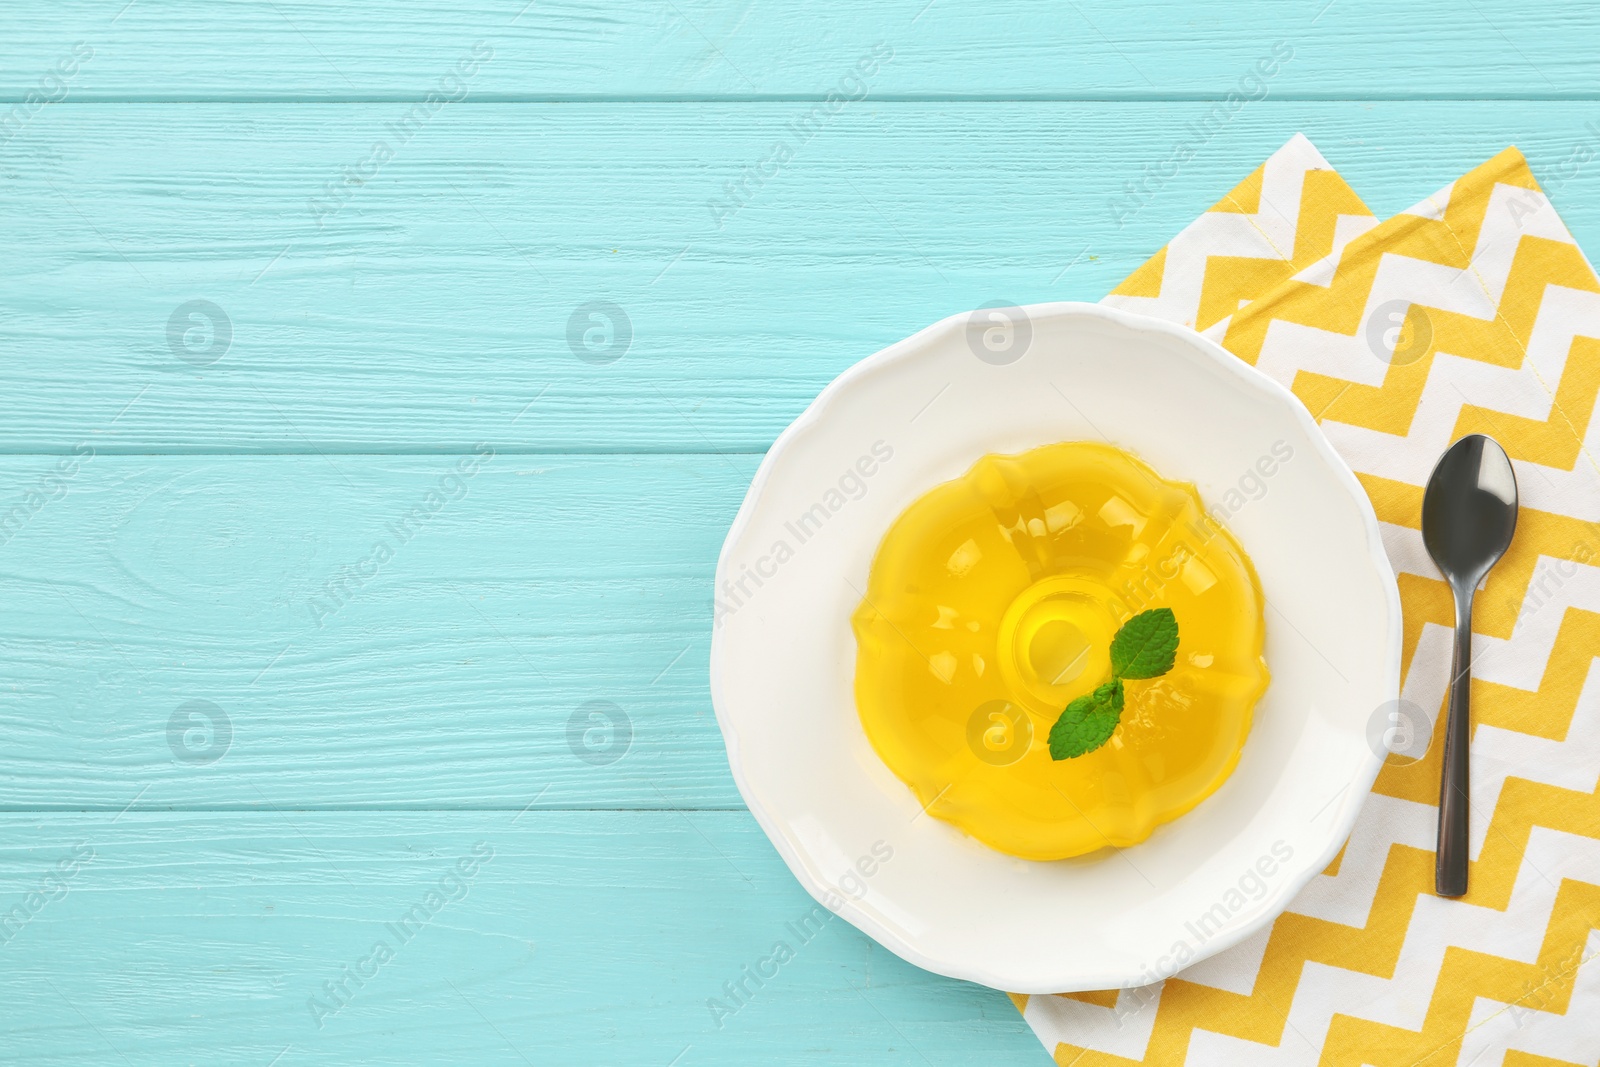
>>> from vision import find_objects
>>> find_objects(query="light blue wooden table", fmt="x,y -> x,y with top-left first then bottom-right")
2,3 -> 1597,1063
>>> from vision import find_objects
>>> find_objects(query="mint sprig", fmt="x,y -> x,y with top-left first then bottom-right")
1047,608 -> 1179,760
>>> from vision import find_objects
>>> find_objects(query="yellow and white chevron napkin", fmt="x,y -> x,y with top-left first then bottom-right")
1017,137 -> 1600,1065
1104,132 -> 1376,333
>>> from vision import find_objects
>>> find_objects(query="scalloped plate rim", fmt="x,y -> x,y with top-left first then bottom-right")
709,300 -> 1402,993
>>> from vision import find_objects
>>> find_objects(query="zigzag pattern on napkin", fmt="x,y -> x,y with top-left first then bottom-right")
1103,132 -> 1375,333
1020,141 -> 1600,1066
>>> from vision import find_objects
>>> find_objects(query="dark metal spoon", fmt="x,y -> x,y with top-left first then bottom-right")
1421,434 -> 1518,898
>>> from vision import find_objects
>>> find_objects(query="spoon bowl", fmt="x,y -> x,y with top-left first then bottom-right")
1422,436 -> 1519,588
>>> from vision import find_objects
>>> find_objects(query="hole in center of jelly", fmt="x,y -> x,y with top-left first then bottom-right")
996,576 -> 1128,713
1029,619 -> 1090,685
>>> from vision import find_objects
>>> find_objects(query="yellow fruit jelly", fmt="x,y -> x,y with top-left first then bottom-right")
851,441 -> 1269,861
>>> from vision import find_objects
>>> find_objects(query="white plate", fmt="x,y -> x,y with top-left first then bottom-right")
709,302 -> 1401,993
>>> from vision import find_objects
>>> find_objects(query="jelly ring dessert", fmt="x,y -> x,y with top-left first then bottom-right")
851,441 -> 1269,860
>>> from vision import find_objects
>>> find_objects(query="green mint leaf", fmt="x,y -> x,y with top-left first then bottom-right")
1048,680 -> 1125,760
1110,608 -> 1178,680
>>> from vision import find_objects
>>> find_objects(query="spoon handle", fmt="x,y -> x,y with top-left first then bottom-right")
1436,589 -> 1473,897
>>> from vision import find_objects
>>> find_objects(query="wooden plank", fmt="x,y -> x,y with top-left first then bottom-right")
5,102 -> 1600,452
0,811 -> 1049,1064
1,0 -> 1595,100
0,454 -> 755,809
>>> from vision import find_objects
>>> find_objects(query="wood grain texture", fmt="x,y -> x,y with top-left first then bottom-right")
0,454 -> 754,809
1,0 -> 1595,100
7,2 -> 1591,1062
6,103 -> 1600,452
0,811 -> 1042,1065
